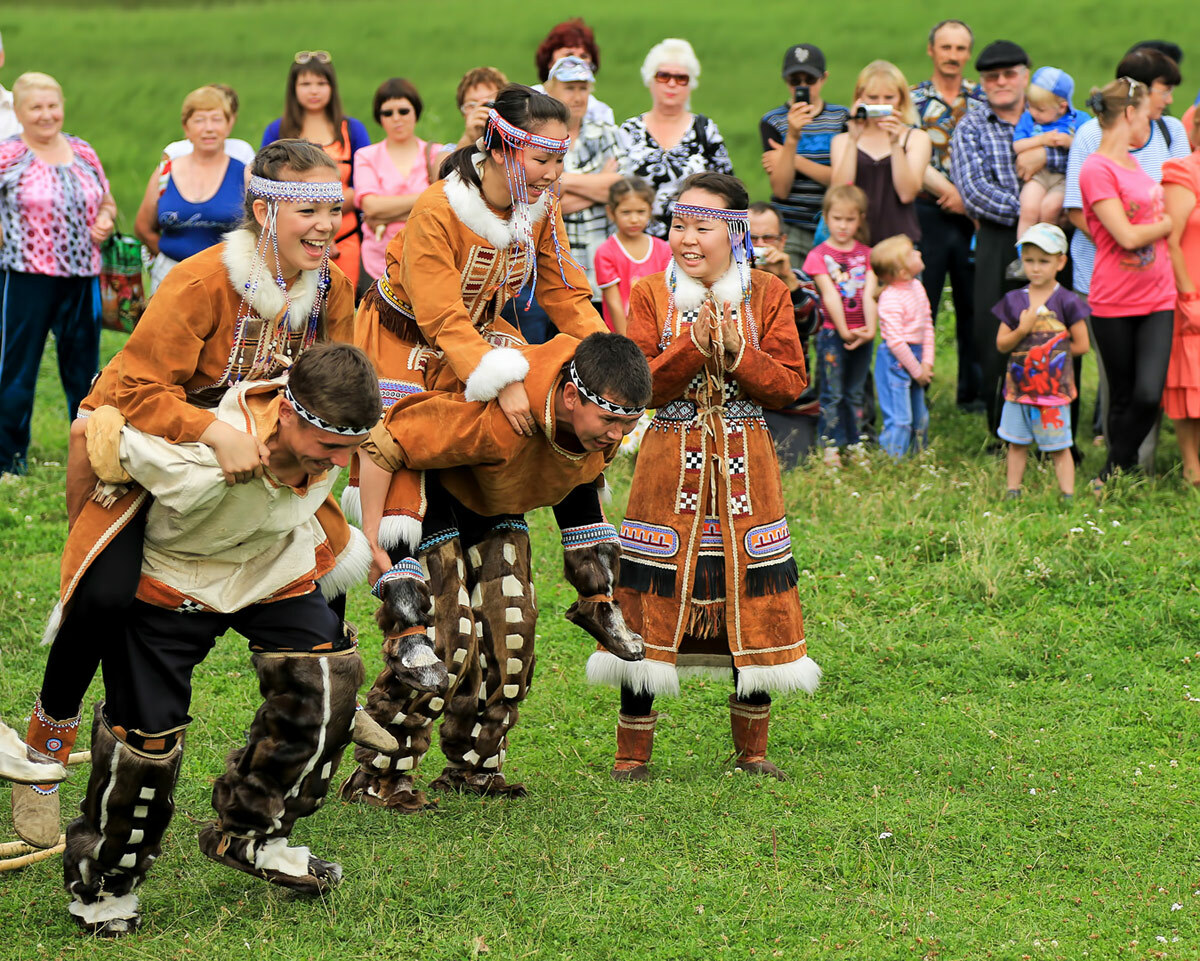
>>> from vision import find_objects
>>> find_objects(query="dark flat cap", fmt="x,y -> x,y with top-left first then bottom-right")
975,40 -> 1030,71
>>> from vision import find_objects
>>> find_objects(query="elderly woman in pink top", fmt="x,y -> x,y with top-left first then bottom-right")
355,78 -> 443,289
0,72 -> 116,475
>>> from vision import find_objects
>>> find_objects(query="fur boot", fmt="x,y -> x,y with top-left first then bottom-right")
433,528 -> 536,797
13,696 -> 82,848
562,538 -> 645,662
63,704 -> 185,938
342,539 -> 476,811
204,647 -> 362,894
729,695 -> 786,780
611,711 -> 657,781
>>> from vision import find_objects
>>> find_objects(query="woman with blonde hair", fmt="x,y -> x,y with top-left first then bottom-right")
135,85 -> 247,293
830,60 -> 931,244
619,38 -> 733,237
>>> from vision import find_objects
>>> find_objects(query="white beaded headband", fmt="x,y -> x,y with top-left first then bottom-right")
672,201 -> 753,262
248,175 -> 344,204
284,385 -> 378,436
569,361 -> 644,417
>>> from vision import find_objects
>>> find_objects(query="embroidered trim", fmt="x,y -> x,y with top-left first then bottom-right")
284,385 -> 378,436
371,558 -> 424,599
568,361 -> 645,417
619,520 -> 679,558
248,176 -> 345,203
744,518 -> 792,558
561,523 -> 619,550
378,378 -> 422,411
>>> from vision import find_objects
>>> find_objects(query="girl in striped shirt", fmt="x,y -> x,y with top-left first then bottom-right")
871,234 -> 934,457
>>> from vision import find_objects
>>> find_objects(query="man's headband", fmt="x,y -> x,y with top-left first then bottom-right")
284,385 -> 378,436
484,109 -> 571,154
248,176 -> 345,204
568,361 -> 644,417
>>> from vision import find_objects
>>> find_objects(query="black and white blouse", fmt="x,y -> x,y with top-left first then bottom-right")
618,113 -> 735,238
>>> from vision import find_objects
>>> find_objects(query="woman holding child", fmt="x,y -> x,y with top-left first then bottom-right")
589,171 -> 820,780
1079,78 -> 1176,484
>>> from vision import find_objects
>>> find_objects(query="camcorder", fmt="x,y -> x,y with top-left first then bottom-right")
853,104 -> 893,120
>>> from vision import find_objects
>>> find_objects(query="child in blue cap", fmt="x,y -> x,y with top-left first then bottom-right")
1012,67 -> 1087,248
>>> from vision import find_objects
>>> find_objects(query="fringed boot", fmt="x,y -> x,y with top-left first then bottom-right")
13,696 -> 82,848
729,695 -> 787,780
611,711 -> 657,781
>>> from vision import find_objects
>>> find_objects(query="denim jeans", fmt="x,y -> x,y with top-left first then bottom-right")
816,326 -> 873,448
875,342 -> 929,458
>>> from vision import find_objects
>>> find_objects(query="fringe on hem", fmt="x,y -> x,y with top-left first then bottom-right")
618,557 -> 676,597
318,528 -> 372,600
586,651 -> 681,697
684,600 -> 724,638
379,514 -> 422,553
745,557 -> 799,597
692,554 -> 725,600
735,655 -> 822,696
363,283 -> 422,343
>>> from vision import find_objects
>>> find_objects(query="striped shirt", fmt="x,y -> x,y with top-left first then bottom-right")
759,101 -> 850,230
950,108 -> 1067,226
1062,115 -> 1189,294
878,279 -> 934,378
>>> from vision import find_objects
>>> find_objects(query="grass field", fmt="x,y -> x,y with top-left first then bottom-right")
3,2 -> 1200,960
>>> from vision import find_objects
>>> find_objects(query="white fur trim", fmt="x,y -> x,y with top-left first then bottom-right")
68,893 -> 140,924
442,170 -> 549,250
464,347 -> 530,403
404,646 -> 439,668
339,483 -> 362,526
221,229 -> 319,331
318,527 -> 372,600
735,655 -> 822,697
253,837 -> 313,878
586,651 -> 681,697
597,479 -> 613,505
669,257 -> 745,312
40,600 -> 63,646
378,515 -> 421,553
0,722 -> 67,784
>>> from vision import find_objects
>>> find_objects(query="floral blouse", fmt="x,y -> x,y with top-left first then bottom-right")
618,113 -> 734,238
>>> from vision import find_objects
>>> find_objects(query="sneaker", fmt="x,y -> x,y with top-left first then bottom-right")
1004,258 -> 1027,280
1004,488 -> 1021,500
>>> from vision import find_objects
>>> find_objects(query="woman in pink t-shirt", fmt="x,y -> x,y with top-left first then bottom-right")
355,78 -> 442,288
1079,78 -> 1175,481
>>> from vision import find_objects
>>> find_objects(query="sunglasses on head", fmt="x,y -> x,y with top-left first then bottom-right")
294,50 -> 331,65
380,107 -> 413,118
654,71 -> 690,87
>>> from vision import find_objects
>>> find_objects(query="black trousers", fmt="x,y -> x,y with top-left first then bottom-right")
103,591 -> 347,734
620,668 -> 771,715
917,200 -> 980,405
973,220 -> 1023,435
1089,310 -> 1174,477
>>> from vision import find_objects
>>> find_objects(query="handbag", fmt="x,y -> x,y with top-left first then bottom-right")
99,229 -> 146,333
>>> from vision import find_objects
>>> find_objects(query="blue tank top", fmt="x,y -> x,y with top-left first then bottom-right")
157,157 -> 245,262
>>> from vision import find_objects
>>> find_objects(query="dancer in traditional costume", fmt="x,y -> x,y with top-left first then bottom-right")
588,172 -> 822,780
13,141 -> 387,851
341,332 -> 650,809
339,85 -> 638,809
62,344 -> 380,937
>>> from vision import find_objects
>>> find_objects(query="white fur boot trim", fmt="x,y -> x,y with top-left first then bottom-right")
463,348 -> 530,403
41,601 -> 63,646
253,837 -> 313,878
735,655 -> 823,697
68,892 -> 139,924
319,527 -> 372,600
586,651 -> 681,697
378,515 -> 422,553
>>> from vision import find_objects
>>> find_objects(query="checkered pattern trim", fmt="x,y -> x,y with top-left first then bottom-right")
372,557 -> 425,599
561,523 -> 619,550
676,490 -> 700,514
728,455 -> 746,475
174,599 -> 209,614
729,493 -> 751,517
684,449 -> 705,472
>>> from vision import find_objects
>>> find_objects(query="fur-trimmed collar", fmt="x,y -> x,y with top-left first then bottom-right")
442,160 -> 550,250
668,257 -> 746,311
221,229 -> 319,331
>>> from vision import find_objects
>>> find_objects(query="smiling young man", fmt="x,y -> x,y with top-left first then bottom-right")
341,331 -> 652,809
61,343 -> 381,937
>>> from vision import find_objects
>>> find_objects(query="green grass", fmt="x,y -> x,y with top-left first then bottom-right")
3,2 -> 1200,959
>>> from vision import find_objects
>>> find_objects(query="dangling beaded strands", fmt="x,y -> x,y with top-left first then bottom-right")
227,175 -> 343,382
481,109 -> 573,309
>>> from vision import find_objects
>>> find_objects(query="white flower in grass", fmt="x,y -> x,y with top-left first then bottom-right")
1172,902 -> 1182,911
867,575 -> 876,582
878,831 -> 892,840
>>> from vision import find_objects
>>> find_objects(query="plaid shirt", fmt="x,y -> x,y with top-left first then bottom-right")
563,117 -> 624,294
950,107 -> 1067,226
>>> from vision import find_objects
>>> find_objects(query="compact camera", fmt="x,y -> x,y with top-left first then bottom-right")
854,104 -> 893,120
752,245 -> 771,261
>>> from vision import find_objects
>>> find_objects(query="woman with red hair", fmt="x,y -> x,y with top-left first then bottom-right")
533,19 -> 614,126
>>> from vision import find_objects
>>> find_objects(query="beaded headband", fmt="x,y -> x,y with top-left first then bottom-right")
568,361 -> 645,417
484,109 -> 571,155
248,175 -> 345,204
672,202 -> 754,263
284,385 -> 378,436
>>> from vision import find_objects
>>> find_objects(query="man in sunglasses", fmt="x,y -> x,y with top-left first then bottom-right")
760,43 -> 849,261
951,40 -> 1070,437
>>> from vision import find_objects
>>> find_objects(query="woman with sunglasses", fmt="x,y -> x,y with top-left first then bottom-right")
619,38 -> 733,238
262,51 -> 370,288
354,78 -> 444,289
